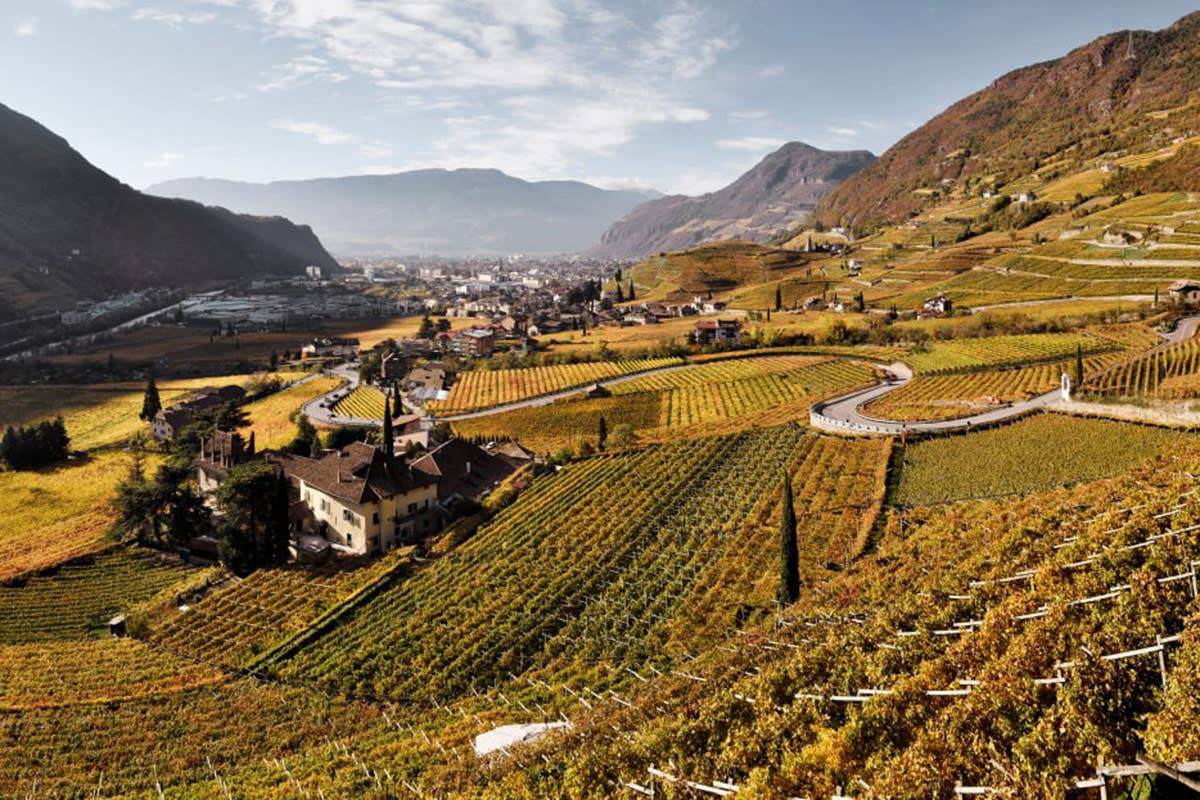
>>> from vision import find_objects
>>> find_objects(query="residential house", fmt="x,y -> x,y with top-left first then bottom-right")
272,442 -> 440,554
412,439 -> 521,505
301,337 -> 360,359
406,364 -> 449,393
922,296 -> 953,315
196,430 -> 253,495
150,385 -> 246,441
692,319 -> 743,345
1169,280 -> 1200,305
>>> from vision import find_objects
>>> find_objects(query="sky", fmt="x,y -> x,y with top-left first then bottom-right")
2,1 -> 1196,195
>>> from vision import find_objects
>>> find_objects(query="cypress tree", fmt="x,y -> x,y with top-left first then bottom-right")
775,285 -> 782,312
616,283 -> 625,303
1073,344 -> 1084,390
627,280 -> 635,301
382,396 -> 394,458
139,374 -> 161,421
778,473 -> 800,605
598,415 -> 608,450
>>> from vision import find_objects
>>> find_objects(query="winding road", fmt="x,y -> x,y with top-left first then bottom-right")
809,362 -> 1059,436
299,363 -> 379,427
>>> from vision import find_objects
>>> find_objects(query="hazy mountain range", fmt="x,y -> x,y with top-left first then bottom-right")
589,142 -> 876,259
0,102 -> 337,321
148,171 -> 657,257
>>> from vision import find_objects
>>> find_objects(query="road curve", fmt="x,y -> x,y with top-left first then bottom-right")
299,363 -> 380,428
810,361 -> 1059,436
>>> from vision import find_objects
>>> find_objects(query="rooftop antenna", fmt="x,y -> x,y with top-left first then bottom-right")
1125,30 -> 1136,61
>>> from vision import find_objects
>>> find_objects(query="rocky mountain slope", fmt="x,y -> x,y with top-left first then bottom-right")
148,170 -> 654,256
0,102 -> 337,321
816,11 -> 1200,230
591,142 -> 875,259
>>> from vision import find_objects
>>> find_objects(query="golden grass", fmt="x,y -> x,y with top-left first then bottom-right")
0,451 -> 149,582
244,375 -> 345,450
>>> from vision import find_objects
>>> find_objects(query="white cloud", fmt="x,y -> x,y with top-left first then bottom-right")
144,151 -> 181,169
131,8 -> 217,28
759,64 -> 784,78
828,126 -> 858,138
858,120 -> 882,131
272,119 -> 357,145
68,0 -> 125,9
729,109 -> 769,121
257,55 -> 347,92
639,2 -> 733,81
669,167 -> 741,196
14,20 -> 36,37
583,175 -> 659,193
716,136 -> 786,152
359,142 -> 393,159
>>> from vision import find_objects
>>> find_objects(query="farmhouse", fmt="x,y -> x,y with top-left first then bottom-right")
692,319 -> 743,345
271,442 -> 440,554
922,295 -> 953,315
1169,280 -> 1200,305
150,385 -> 246,441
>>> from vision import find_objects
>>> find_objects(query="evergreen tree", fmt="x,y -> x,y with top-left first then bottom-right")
309,431 -> 324,458
855,291 -> 865,313
778,473 -> 800,605
139,374 -> 161,421
775,285 -> 783,312
627,280 -> 635,301
215,461 -> 290,574
269,348 -> 279,370
616,283 -> 625,303
615,267 -> 623,283
382,395 -> 394,458
1073,344 -> 1085,390
598,415 -> 608,450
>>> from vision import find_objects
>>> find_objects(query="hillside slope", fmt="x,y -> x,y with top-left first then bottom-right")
148,170 -> 653,256
591,142 -> 875,259
0,102 -> 337,321
816,11 -> 1200,230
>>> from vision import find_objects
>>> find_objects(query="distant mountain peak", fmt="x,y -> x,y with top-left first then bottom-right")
589,141 -> 875,260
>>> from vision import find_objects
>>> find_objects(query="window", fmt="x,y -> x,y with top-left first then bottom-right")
372,512 -> 380,525
319,498 -> 328,512
342,509 -> 357,526
407,502 -> 418,514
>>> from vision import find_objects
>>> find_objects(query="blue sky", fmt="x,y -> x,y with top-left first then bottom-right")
2,1 -> 1196,194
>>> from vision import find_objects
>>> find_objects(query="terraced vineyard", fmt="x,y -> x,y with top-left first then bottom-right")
656,358 -> 875,429
864,353 -> 1123,422
895,414 -> 1190,504
0,638 -> 223,708
0,548 -> 207,643
905,332 -> 1117,374
1087,337 -> 1200,399
332,385 -> 391,420
278,427 -> 891,703
152,555 -> 403,669
426,357 -> 685,415
451,356 -> 876,450
475,450 -> 1200,798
